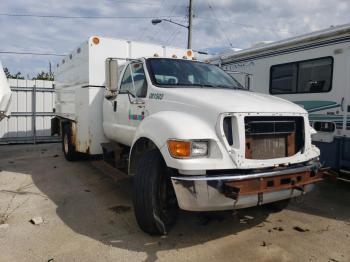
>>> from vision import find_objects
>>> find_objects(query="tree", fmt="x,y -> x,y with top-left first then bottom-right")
3,67 -> 24,79
3,67 -> 11,78
32,71 -> 54,81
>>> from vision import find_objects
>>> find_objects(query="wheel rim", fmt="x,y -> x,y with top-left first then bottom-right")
63,133 -> 69,154
158,172 -> 178,221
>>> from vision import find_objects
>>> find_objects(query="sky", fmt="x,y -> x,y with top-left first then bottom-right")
0,0 -> 349,78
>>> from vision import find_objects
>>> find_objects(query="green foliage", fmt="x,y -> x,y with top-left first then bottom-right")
3,67 -> 24,79
32,71 -> 54,81
3,66 -> 54,81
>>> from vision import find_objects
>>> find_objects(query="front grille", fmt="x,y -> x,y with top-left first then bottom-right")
244,116 -> 304,159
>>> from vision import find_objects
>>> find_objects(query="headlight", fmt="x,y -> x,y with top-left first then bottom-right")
167,140 -> 209,158
191,141 -> 208,157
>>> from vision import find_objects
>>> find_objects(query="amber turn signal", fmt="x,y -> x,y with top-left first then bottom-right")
167,140 -> 191,158
92,37 -> 100,45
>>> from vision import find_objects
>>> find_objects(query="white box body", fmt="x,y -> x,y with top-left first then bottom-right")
55,37 -> 190,154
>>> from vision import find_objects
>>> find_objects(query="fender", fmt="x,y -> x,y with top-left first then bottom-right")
129,111 -> 235,171
133,110 -> 219,149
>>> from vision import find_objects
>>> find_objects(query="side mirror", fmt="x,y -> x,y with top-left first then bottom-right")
105,58 -> 119,92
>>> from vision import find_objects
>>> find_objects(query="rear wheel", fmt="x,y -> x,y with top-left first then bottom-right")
62,124 -> 78,161
133,150 -> 178,235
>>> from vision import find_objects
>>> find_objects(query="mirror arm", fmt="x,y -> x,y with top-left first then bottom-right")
125,90 -> 145,104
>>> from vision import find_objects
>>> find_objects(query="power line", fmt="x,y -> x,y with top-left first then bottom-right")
196,17 -> 296,34
113,1 -> 187,7
112,1 -> 161,5
149,3 -> 181,42
138,0 -> 167,40
165,15 -> 188,46
0,13 -> 184,19
0,51 -> 65,57
207,4 -> 233,47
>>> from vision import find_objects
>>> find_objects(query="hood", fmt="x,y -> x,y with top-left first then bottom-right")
0,61 -> 11,120
162,88 -> 306,114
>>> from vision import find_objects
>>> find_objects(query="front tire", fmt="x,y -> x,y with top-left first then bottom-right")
133,150 -> 178,235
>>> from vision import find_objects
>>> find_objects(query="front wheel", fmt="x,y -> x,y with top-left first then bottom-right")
133,150 -> 178,235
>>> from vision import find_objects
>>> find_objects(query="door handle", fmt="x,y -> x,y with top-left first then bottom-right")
113,101 -> 117,112
340,97 -> 344,112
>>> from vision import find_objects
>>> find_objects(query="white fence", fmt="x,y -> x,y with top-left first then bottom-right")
0,79 -> 60,144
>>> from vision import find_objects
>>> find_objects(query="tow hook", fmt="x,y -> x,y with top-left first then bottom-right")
290,179 -> 306,194
293,185 -> 305,194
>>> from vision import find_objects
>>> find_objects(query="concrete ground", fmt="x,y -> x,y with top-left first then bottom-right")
0,143 -> 349,262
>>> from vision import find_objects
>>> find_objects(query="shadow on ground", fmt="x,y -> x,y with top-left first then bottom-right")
287,179 -> 350,222
1,143 -> 349,261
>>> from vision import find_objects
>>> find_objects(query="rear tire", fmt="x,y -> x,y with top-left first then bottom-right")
133,150 -> 178,235
62,124 -> 78,161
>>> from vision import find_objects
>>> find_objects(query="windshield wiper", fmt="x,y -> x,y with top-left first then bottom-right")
156,83 -> 243,89
195,84 -> 237,89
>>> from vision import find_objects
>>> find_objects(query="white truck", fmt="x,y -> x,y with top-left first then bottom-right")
53,36 -> 322,235
0,61 -> 11,122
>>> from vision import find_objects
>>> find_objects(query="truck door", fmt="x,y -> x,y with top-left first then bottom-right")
114,62 -> 147,145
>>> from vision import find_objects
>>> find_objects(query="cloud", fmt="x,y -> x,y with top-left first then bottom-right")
0,0 -> 349,77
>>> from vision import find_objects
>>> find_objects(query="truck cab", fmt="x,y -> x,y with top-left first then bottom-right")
54,37 -> 322,235
102,56 -> 321,234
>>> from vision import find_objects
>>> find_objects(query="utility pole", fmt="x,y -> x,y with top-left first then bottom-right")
187,0 -> 193,49
151,0 -> 193,49
49,61 -> 52,79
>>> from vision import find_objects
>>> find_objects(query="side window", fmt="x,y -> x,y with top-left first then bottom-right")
298,58 -> 332,93
270,57 -> 333,94
120,63 -> 147,98
270,63 -> 297,94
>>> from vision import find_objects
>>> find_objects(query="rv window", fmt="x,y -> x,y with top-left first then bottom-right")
270,57 -> 333,94
270,63 -> 297,94
298,58 -> 332,93
314,121 -> 335,133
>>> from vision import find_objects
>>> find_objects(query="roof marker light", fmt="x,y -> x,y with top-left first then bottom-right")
92,37 -> 100,45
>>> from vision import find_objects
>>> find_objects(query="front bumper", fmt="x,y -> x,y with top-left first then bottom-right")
171,160 -> 322,211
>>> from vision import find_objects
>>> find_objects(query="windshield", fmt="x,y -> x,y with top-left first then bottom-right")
146,58 -> 243,89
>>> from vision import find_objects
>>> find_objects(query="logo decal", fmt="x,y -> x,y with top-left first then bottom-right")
128,110 -> 144,121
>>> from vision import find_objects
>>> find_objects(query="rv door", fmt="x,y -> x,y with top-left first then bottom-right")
344,49 -> 350,144
0,61 -> 11,121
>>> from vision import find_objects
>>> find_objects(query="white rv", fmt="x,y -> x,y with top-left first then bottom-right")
0,61 -> 11,121
214,23 -> 350,171
53,36 -> 321,235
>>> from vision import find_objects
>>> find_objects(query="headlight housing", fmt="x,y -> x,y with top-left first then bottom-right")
167,140 -> 209,158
